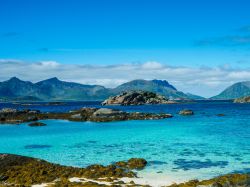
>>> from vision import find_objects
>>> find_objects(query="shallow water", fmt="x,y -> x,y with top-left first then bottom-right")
0,101 -> 249,184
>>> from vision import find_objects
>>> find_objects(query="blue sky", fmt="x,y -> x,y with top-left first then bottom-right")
1,0 -> 250,96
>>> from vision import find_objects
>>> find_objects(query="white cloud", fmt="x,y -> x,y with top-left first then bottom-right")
0,59 -> 250,97
141,61 -> 163,69
39,61 -> 60,68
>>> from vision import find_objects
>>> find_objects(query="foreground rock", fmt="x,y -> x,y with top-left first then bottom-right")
115,158 -> 147,170
179,109 -> 194,116
0,154 -> 249,187
166,174 -> 250,187
102,91 -> 177,105
234,96 -> 250,103
0,107 -> 173,124
0,154 -> 146,186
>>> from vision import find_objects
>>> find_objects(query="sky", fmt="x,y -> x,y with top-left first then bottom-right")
1,0 -> 250,97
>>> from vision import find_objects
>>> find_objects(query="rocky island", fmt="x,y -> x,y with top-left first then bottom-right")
0,107 -> 172,124
102,91 -> 177,106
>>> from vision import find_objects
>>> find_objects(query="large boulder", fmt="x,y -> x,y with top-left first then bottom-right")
92,108 -> 126,117
102,91 -> 174,105
115,158 -> 147,170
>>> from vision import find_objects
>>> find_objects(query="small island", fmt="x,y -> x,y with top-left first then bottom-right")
102,91 -> 177,106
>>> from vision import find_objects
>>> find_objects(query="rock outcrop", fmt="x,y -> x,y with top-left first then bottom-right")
115,158 -> 147,170
102,91 -> 176,106
0,107 -> 173,124
0,154 -> 144,186
166,174 -> 250,187
234,96 -> 250,103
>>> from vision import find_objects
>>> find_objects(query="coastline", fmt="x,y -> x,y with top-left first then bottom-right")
1,153 -> 249,187
0,102 -> 247,187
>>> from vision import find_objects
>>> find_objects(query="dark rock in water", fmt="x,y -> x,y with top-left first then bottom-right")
173,159 -> 228,170
216,113 -> 225,117
0,107 -> 172,124
179,109 -> 194,115
102,90 -> 177,105
24,144 -> 51,149
234,96 -> 250,103
28,122 -> 46,127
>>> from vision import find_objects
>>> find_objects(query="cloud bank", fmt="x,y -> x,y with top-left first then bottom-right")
1,59 -> 250,97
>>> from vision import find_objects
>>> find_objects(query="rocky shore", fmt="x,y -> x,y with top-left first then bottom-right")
234,96 -> 250,103
0,154 -> 249,187
102,91 -> 177,106
0,107 -> 173,124
0,154 -> 146,186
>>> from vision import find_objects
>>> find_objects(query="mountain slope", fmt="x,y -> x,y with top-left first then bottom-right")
34,77 -> 111,100
212,81 -> 250,99
0,77 -> 111,101
0,77 -> 36,98
0,77 -> 203,101
112,79 -> 189,99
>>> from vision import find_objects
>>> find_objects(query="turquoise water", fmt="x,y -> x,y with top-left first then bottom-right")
0,101 -> 249,183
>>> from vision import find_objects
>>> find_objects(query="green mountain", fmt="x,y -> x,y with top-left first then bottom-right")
212,81 -> 250,99
0,77 -> 111,101
185,93 -> 205,100
113,79 -> 192,99
0,77 -> 203,101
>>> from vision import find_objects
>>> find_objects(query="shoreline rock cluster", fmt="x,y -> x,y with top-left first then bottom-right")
0,154 -> 249,187
0,107 -> 173,124
234,96 -> 250,103
102,91 -> 177,106
0,154 -> 147,186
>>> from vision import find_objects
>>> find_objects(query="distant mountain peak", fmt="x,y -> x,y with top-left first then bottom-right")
8,77 -> 22,82
152,79 -> 177,90
46,77 -> 60,81
39,77 -> 61,83
212,81 -> 250,99
0,77 -> 203,101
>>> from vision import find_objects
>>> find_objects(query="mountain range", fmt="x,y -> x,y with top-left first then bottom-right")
0,77 -> 204,101
212,81 -> 250,99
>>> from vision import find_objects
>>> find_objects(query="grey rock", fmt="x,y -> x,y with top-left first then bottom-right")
102,91 -> 175,106
92,108 -> 125,116
70,113 -> 82,119
179,109 -> 194,115
0,108 -> 17,113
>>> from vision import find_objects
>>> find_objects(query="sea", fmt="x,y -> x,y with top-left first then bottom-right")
0,101 -> 249,185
